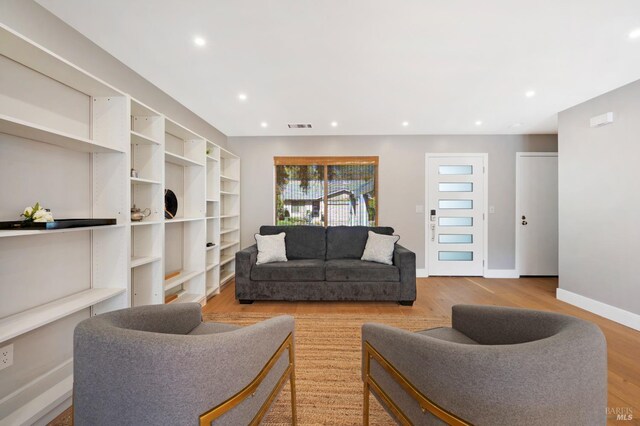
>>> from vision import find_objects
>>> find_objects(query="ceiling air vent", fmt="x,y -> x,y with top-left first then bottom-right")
288,123 -> 312,129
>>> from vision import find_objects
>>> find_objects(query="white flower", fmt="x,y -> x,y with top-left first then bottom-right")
23,206 -> 33,217
33,209 -> 54,222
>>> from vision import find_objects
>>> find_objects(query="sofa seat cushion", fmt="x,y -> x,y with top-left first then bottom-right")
325,259 -> 399,282
417,327 -> 479,345
188,322 -> 242,335
251,259 -> 326,281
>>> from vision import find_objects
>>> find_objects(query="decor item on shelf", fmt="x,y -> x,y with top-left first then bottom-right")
0,218 -> 116,230
164,189 -> 178,219
130,168 -> 139,178
164,294 -> 178,304
130,205 -> 151,222
207,242 -> 215,247
164,270 -> 181,281
21,202 -> 53,223
206,147 -> 212,156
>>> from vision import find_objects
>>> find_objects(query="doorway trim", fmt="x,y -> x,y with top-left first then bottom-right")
514,152 -> 558,277
424,153 -> 489,277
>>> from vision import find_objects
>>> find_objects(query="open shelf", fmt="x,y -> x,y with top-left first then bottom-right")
164,217 -> 204,224
220,228 -> 238,235
0,288 -> 126,344
207,155 -> 219,162
220,191 -> 239,196
131,220 -> 163,227
220,241 -> 239,250
220,214 -> 239,219
206,287 -> 218,297
164,270 -> 203,292
130,130 -> 160,146
220,175 -> 239,182
220,255 -> 235,266
220,271 -> 235,284
165,151 -> 204,167
206,263 -> 219,271
130,177 -> 161,185
0,23 -> 121,97
206,245 -> 217,251
0,114 -> 124,154
0,224 -> 124,239
131,255 -> 161,268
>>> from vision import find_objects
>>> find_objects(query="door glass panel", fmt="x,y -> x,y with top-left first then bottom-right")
439,234 -> 473,244
439,182 -> 473,192
439,165 -> 473,175
439,217 -> 473,227
438,199 -> 473,209
438,251 -> 473,261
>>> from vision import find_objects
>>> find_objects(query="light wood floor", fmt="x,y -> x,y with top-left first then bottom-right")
204,277 -> 640,421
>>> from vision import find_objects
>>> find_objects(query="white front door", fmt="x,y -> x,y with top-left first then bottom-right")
426,154 -> 486,276
516,153 -> 558,276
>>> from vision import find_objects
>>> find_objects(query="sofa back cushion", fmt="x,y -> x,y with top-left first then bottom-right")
326,226 -> 395,259
260,226 -> 326,260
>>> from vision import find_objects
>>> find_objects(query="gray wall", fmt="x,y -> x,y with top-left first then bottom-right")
558,79 -> 640,315
229,134 -> 557,270
0,0 -> 227,147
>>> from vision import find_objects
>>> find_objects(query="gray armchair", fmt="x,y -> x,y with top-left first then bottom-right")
74,304 -> 296,425
362,305 -> 607,425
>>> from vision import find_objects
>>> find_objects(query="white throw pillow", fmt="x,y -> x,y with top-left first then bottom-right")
255,232 -> 288,265
361,231 -> 400,265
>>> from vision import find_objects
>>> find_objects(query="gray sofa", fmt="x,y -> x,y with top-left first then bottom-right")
74,304 -> 296,425
236,226 -> 416,305
362,305 -> 607,425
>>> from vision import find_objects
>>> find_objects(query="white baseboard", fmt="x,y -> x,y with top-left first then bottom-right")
416,269 -> 428,277
484,269 -> 519,279
556,288 -> 640,331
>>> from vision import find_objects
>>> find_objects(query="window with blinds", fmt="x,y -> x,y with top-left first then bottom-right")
275,157 -> 378,227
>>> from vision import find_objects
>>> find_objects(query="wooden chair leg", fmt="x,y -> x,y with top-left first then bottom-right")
289,341 -> 298,425
363,381 -> 370,426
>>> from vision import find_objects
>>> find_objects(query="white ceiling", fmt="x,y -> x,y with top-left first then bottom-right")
37,0 -> 640,136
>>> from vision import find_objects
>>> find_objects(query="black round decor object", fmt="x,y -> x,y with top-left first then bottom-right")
164,189 -> 178,219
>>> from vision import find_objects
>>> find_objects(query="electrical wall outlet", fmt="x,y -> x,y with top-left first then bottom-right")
0,344 -> 14,371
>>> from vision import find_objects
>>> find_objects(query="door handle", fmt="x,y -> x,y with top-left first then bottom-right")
430,224 -> 435,241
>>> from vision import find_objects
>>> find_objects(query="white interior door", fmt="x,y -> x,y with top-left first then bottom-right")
516,153 -> 558,276
426,154 -> 486,276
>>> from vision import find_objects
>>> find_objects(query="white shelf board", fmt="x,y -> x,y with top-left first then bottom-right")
220,255 -> 235,266
0,288 -> 126,343
206,263 -> 219,271
206,155 -> 219,162
206,287 -> 219,297
164,217 -> 204,224
173,293 -> 205,305
0,224 -> 125,239
220,241 -> 239,250
206,216 -> 219,220
220,191 -> 239,196
220,271 -> 235,284
206,245 -> 217,251
220,147 -> 239,159
130,177 -> 161,185
220,214 -> 239,219
220,175 -> 239,182
0,114 -> 124,154
131,98 -> 161,117
130,130 -> 161,146
0,23 -> 122,97
206,199 -> 219,203
0,371 -> 72,426
164,270 -> 203,292
130,255 -> 161,268
220,228 -> 238,235
131,220 -> 163,227
165,151 -> 204,167
165,117 -> 202,141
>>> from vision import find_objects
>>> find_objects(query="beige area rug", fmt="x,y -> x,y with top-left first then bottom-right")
49,313 -> 449,425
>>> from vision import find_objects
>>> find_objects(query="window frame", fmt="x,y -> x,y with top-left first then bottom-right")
274,156 -> 379,227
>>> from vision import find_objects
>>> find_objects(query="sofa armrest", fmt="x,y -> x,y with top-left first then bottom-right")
236,244 -> 258,280
393,244 -> 416,302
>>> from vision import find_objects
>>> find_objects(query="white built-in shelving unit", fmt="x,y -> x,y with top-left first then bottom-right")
0,23 -> 239,424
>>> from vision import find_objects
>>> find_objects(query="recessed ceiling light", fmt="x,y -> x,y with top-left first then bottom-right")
330,121 -> 338,127
475,120 -> 483,126
260,122 -> 268,128
193,36 -> 206,47
629,28 -> 640,39
525,90 -> 536,98
238,93 -> 247,101
402,121 -> 409,127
